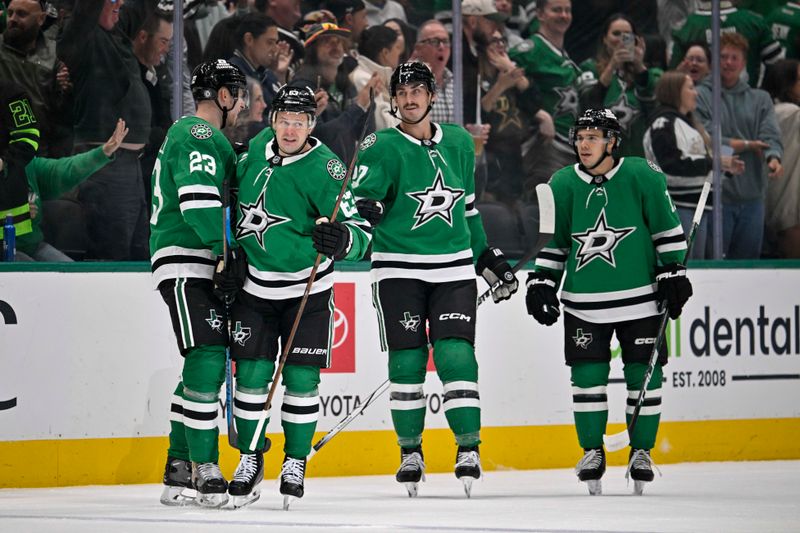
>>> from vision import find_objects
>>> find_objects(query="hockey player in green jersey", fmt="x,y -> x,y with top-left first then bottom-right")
151,59 -> 248,508
767,2 -> 800,59
227,83 -> 371,509
353,61 -> 518,498
526,109 -> 693,496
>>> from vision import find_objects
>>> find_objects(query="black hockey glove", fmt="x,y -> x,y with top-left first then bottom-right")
525,272 -> 560,326
232,141 -> 249,155
213,248 -> 247,304
312,218 -> 352,260
356,198 -> 385,226
655,263 -> 693,319
476,247 -> 518,303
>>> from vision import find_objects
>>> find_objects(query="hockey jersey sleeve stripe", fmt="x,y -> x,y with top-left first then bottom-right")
151,254 -> 216,273
761,40 -> 784,63
179,197 -> 222,213
535,257 -> 565,270
650,225 -> 684,241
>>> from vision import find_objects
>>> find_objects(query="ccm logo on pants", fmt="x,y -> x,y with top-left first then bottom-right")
439,313 -> 472,322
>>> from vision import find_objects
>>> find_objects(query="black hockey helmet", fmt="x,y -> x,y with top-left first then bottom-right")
569,108 -> 622,147
191,59 -> 247,102
269,83 -> 318,127
390,61 -> 436,97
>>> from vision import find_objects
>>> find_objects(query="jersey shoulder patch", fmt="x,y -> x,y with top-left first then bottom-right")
513,39 -> 534,53
360,132 -> 377,151
190,123 -> 213,140
327,158 -> 347,180
647,159 -> 663,173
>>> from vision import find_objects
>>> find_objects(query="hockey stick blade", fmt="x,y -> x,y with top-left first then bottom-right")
477,183 -> 555,306
603,426 -> 630,452
306,378 -> 390,462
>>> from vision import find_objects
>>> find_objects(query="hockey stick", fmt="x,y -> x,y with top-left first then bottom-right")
603,180 -> 710,452
306,378 -> 390,462
247,91 -> 376,452
219,176 -> 239,448
476,183 -> 556,307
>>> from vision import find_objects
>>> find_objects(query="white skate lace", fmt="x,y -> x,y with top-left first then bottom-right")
398,451 -> 425,474
455,450 -> 481,470
197,462 -> 223,481
281,457 -> 305,486
625,449 -> 662,481
575,449 -> 603,475
233,454 -> 258,483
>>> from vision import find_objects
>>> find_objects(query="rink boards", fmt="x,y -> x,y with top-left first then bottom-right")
0,263 -> 798,488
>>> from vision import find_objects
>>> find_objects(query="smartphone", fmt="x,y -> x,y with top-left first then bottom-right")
621,32 -> 635,55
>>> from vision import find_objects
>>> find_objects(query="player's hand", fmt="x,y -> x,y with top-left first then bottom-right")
102,119 -> 129,157
355,198 -> 384,226
525,272 -> 560,325
213,248 -> 247,304
312,217 -> 352,260
476,247 -> 518,303
655,263 -> 692,319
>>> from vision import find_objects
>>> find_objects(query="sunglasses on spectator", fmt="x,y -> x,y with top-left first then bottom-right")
419,37 -> 451,48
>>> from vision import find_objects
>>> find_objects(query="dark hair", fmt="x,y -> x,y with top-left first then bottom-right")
358,25 -> 399,63
202,15 -> 241,63
235,13 -> 277,48
681,40 -> 711,64
383,18 -> 416,63
595,13 -> 639,84
764,59 -> 800,103
139,11 -> 171,37
324,0 -> 366,24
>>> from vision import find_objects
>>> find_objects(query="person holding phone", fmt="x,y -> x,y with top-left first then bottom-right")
580,13 -> 662,157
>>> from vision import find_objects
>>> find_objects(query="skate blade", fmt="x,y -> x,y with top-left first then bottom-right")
196,492 -> 229,508
231,489 -> 260,509
404,482 -> 419,498
160,486 -> 197,506
461,478 -> 473,498
586,479 -> 602,496
283,494 -> 296,510
633,479 -> 647,496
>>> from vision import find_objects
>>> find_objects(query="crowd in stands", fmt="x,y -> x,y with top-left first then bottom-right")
1,0 -> 799,261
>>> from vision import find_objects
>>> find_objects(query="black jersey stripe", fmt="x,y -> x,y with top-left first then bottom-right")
179,192 -> 220,203
538,250 -> 568,261
171,403 -> 184,415
562,292 -> 656,310
653,233 -> 686,247
391,391 -> 424,401
572,394 -> 608,403
182,408 -> 217,421
247,264 -> 334,288
281,403 -> 320,415
151,254 -> 216,273
443,390 -> 480,401
234,398 -> 266,412
372,257 -> 474,270
627,397 -> 661,407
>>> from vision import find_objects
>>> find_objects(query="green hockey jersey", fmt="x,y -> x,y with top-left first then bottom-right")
579,59 -> 662,158
535,157 -> 687,324
509,33 -> 595,150
234,129 -> 370,301
353,123 -> 488,283
149,116 -> 236,288
669,4 -> 783,87
767,2 -> 800,59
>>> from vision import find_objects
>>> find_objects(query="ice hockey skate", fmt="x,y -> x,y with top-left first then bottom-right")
454,445 -> 481,498
192,461 -> 229,507
228,451 -> 263,509
159,456 -> 196,506
279,456 -> 306,510
575,448 -> 605,495
626,448 -> 660,495
395,446 -> 425,497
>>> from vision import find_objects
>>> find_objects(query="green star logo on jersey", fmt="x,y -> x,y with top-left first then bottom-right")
327,159 -> 347,180
190,123 -> 213,140
572,210 -> 636,271
552,85 -> 579,119
608,93 -> 639,134
236,188 -> 290,251
406,168 -> 465,230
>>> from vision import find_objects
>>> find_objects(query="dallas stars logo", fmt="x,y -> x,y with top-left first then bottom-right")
572,210 -> 636,271
399,311 -> 421,332
205,309 -> 224,332
573,328 -> 593,349
236,188 -> 290,250
406,169 -> 464,230
232,321 -> 252,347
552,85 -> 579,119
190,123 -> 213,140
608,92 -> 639,134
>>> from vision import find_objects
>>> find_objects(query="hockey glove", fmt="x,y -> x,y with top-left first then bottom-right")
655,263 -> 693,319
525,272 -> 560,326
312,218 -> 352,260
476,247 -> 518,303
213,248 -> 247,304
356,198 -> 385,226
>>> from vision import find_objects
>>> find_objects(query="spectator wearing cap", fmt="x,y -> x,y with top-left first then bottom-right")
411,18 -> 454,123
293,22 -> 379,163
57,0 -> 156,260
459,0 -> 506,124
350,24 -> 402,130
326,0 -> 368,48
0,0 -> 71,157
363,0 -> 407,26
228,13 -> 284,118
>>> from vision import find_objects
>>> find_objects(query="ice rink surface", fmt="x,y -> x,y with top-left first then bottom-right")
1,461 -> 797,533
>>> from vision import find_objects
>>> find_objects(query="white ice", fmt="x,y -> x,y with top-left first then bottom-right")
1,461 -> 797,533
